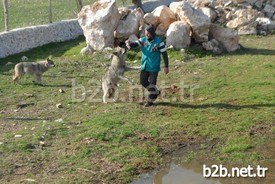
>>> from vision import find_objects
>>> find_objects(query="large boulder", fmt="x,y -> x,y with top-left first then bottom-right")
202,39 -> 224,54
114,7 -> 145,43
246,0 -> 258,5
134,0 -> 182,13
144,5 -> 177,36
77,0 -> 120,54
166,21 -> 191,49
199,7 -> 218,22
263,4 -> 275,19
170,1 -> 211,42
254,0 -> 264,9
206,24 -> 240,53
191,0 -> 217,8
215,6 -> 228,24
144,12 -> 159,27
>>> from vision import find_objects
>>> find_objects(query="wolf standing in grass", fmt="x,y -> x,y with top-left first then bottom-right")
102,47 -> 140,103
126,24 -> 169,107
13,58 -> 55,84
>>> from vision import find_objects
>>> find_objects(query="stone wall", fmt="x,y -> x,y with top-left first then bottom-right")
0,0 -> 178,59
0,19 -> 83,58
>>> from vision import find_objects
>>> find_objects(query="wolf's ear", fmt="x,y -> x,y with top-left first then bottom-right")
112,47 -> 120,56
113,47 -> 126,56
121,48 -> 126,55
112,51 -> 119,56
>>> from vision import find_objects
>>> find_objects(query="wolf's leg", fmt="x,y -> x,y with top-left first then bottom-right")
103,89 -> 113,103
110,88 -> 117,102
35,74 -> 42,84
102,82 -> 108,103
118,76 -> 134,84
103,92 -> 108,103
125,65 -> 140,71
102,86 -> 110,103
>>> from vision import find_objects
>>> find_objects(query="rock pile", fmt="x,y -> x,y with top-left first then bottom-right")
77,0 -> 275,54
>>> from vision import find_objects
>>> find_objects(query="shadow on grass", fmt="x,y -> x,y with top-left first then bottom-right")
16,103 -> 35,109
230,47 -> 275,56
170,44 -> 275,60
156,102 -> 275,110
3,117 -> 50,121
43,74 -> 94,79
15,82 -> 72,88
42,84 -> 72,88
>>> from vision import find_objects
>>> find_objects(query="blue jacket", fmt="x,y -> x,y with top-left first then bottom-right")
139,36 -> 163,72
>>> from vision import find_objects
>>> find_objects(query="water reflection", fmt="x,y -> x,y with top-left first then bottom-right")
131,162 -> 220,184
155,162 -> 220,184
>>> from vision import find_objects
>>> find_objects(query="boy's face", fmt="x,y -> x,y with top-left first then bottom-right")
145,30 -> 152,40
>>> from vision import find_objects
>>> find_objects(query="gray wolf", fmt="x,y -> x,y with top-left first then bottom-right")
102,47 -> 140,103
13,58 -> 55,84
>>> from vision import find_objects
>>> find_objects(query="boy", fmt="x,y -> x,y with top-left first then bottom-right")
126,24 -> 169,107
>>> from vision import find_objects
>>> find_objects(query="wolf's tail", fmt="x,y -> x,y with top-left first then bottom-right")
13,64 -> 22,82
13,73 -> 20,82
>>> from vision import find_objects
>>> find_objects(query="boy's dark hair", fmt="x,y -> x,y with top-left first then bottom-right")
145,24 -> 156,38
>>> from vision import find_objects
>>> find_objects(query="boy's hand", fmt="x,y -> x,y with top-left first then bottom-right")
164,67 -> 169,74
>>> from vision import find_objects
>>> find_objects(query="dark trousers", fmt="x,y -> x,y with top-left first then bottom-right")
140,70 -> 159,102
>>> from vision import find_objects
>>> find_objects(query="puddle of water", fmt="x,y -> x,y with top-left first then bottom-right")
132,162 -> 220,184
131,162 -> 220,184
131,161 -> 220,184
131,141 -> 275,184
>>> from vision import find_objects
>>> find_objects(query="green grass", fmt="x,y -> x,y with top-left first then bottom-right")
0,0 -> 133,32
0,35 -> 275,183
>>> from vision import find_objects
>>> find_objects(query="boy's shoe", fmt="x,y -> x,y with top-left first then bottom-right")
144,102 -> 154,107
156,90 -> 161,98
145,91 -> 161,107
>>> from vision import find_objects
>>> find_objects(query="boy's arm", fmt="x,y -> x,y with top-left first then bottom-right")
161,51 -> 169,68
159,42 -> 169,68
126,39 -> 142,49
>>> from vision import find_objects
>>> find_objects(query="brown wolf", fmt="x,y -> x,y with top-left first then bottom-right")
102,47 -> 140,103
13,58 -> 55,84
